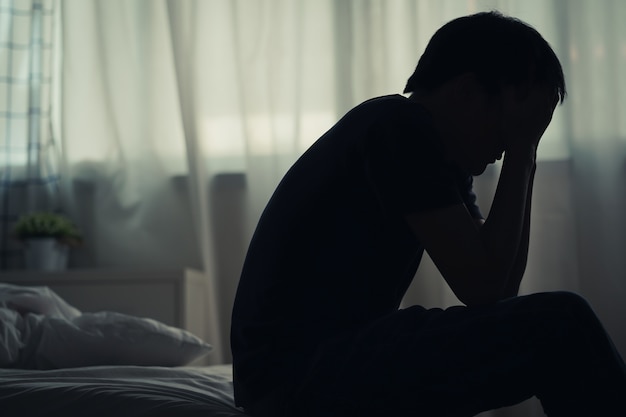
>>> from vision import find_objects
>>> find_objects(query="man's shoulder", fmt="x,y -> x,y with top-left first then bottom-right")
355,94 -> 422,113
334,94 -> 430,138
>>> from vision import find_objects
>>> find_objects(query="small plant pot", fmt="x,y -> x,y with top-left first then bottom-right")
23,238 -> 69,271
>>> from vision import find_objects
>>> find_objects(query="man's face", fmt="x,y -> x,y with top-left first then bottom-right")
454,88 -> 507,176
457,83 -> 557,175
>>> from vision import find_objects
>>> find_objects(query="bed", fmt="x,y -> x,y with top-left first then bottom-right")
0,283 -> 249,416
0,364 -> 247,416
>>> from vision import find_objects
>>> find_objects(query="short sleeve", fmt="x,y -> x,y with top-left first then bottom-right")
363,104 -> 467,215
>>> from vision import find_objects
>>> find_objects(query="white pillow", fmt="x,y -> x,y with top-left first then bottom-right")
0,308 -> 23,367
28,311 -> 212,369
0,284 -> 212,369
0,283 -> 80,319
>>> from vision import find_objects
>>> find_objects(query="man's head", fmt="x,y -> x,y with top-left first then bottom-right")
406,12 -> 566,175
404,11 -> 566,103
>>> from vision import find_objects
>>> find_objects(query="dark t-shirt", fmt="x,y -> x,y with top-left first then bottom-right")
230,95 -> 482,408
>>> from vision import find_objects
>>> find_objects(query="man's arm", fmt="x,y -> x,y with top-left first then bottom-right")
501,161 -> 536,297
405,86 -> 555,307
471,159 -> 536,299
405,148 -> 536,306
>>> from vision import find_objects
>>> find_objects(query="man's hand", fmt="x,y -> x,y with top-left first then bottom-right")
501,84 -> 558,156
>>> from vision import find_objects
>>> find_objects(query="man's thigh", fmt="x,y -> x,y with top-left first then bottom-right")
293,292 -> 581,417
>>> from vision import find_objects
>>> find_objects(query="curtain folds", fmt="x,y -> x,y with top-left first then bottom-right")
563,0 -> 626,369
0,0 -> 60,269
50,1 -> 626,414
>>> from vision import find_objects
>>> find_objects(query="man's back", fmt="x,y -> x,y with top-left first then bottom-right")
230,94 -> 479,409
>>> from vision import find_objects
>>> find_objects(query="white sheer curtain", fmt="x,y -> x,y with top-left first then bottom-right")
58,1 -> 625,414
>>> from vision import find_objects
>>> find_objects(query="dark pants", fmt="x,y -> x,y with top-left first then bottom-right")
284,291 -> 626,417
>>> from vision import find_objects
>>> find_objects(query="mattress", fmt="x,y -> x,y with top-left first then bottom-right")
0,364 -> 248,417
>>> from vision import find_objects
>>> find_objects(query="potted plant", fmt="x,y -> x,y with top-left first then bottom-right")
13,211 -> 82,271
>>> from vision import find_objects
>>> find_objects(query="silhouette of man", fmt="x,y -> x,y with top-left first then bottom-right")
231,11 -> 626,417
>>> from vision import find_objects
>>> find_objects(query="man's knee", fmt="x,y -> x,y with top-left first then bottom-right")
525,291 -> 608,351
519,291 -> 602,341
546,290 -> 591,311
527,290 -> 593,316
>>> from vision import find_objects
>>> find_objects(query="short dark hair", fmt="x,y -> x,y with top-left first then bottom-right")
404,11 -> 566,103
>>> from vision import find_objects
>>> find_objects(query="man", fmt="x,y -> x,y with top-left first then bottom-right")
231,11 -> 626,417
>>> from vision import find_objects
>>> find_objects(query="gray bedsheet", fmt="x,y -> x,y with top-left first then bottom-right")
0,364 -> 249,417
